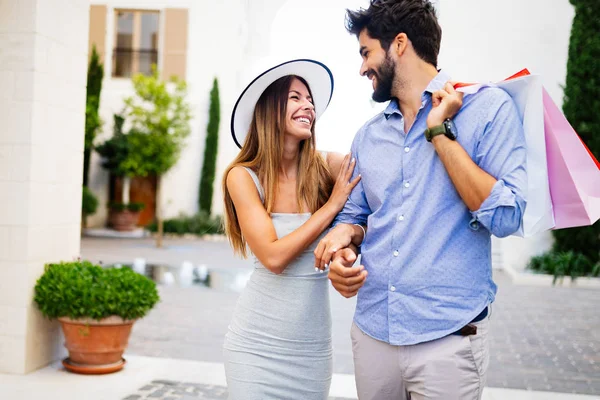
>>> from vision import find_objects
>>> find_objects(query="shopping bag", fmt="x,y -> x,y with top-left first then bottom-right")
543,88 -> 600,228
457,72 -> 554,237
456,68 -> 600,233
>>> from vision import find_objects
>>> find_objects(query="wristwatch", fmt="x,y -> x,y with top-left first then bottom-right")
424,118 -> 458,142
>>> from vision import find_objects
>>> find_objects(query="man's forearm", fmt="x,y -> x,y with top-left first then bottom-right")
432,135 -> 496,211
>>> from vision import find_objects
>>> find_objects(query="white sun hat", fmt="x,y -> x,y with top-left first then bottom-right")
230,58 -> 334,148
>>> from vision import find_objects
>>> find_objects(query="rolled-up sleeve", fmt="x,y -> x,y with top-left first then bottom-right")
470,89 -> 527,238
333,136 -> 371,227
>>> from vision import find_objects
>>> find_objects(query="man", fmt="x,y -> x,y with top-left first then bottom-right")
314,1 -> 527,399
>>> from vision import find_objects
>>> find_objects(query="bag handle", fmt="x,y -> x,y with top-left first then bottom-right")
453,68 -> 599,170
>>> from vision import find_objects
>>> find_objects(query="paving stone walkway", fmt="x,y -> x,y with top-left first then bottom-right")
82,237 -> 600,396
122,380 -> 353,400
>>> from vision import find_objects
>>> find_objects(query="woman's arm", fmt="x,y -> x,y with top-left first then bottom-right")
227,158 -> 359,274
312,152 -> 366,270
325,152 -> 366,246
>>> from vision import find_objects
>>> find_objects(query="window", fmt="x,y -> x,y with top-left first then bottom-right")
113,10 -> 159,78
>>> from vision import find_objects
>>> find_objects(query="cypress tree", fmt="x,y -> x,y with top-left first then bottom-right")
199,78 -> 221,215
83,45 -> 104,187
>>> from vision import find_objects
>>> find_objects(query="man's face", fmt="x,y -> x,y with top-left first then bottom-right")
358,29 -> 396,103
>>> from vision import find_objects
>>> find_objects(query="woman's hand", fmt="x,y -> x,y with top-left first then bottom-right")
326,154 -> 361,212
314,224 -> 353,271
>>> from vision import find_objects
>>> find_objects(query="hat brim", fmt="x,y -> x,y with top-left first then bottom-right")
230,59 -> 334,149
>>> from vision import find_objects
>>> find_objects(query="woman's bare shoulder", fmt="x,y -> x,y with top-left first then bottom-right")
324,152 -> 347,177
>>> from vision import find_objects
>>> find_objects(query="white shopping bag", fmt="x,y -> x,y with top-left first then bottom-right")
458,74 -> 554,237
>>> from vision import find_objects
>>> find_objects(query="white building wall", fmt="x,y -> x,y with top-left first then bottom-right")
0,0 -> 89,373
88,0 -> 249,226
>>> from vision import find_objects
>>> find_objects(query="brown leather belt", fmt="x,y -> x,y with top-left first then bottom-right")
452,306 -> 488,336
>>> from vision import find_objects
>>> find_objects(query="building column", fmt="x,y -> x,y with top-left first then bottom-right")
0,0 -> 89,373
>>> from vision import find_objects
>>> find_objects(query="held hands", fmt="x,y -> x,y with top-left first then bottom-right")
327,248 -> 367,298
427,81 -> 464,128
327,154 -> 361,212
314,224 -> 354,271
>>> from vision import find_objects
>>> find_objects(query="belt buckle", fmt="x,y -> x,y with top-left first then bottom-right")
458,323 -> 477,336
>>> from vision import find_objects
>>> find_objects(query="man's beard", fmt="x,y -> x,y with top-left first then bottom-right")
370,53 -> 395,103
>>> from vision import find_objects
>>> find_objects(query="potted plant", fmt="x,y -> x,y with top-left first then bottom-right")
96,115 -> 148,231
107,201 -> 145,231
34,261 -> 159,374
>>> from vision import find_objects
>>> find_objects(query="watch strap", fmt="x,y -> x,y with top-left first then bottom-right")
425,124 -> 447,142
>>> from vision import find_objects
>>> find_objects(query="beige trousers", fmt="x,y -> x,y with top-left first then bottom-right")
351,316 -> 490,400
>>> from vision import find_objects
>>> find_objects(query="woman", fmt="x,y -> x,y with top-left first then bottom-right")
221,59 -> 365,399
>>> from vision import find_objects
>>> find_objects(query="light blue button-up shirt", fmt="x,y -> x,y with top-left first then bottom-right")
334,71 -> 527,345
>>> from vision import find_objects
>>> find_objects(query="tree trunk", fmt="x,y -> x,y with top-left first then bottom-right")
122,176 -> 131,204
155,175 -> 163,248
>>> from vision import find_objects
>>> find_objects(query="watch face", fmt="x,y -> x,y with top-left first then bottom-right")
444,119 -> 458,139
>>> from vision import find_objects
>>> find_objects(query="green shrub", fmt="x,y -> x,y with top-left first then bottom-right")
82,186 -> 99,217
95,116 -> 134,177
108,202 -> 145,212
527,251 -> 598,284
147,211 -> 223,235
34,261 -> 159,320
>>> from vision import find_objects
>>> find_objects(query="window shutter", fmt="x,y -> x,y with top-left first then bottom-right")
88,5 -> 107,63
162,8 -> 188,80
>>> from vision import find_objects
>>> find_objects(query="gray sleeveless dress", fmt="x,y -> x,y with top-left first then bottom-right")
223,168 -> 333,399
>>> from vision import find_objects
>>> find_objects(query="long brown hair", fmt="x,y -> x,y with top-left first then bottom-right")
223,75 -> 334,257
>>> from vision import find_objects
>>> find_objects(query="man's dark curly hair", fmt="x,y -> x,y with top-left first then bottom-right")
346,0 -> 442,67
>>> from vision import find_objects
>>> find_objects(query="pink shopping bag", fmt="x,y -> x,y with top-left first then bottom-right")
543,89 -> 600,228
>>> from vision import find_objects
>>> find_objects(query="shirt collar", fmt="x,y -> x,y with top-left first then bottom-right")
384,70 -> 451,119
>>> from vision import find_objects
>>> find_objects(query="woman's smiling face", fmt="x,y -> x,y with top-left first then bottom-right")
284,77 -> 315,141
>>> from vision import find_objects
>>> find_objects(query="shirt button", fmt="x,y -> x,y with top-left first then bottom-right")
393,250 -> 399,257
398,215 -> 405,221
390,285 -> 396,292
404,182 -> 410,188
404,147 -> 410,153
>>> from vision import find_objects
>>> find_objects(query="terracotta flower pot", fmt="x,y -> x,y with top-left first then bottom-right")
58,316 -> 135,374
108,209 -> 140,231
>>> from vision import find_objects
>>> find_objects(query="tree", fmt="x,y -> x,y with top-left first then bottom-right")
552,0 -> 600,267
122,67 -> 192,247
83,45 -> 104,187
199,78 -> 221,215
96,113 -> 145,207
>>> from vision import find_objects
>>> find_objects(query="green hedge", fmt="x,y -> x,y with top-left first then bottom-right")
527,251 -> 600,284
108,202 -> 145,212
34,261 -> 159,321
147,211 -> 223,235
